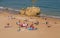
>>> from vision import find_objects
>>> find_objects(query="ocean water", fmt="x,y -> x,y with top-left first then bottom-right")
0,0 -> 60,17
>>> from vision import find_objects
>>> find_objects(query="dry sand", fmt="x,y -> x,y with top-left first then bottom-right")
0,11 -> 60,38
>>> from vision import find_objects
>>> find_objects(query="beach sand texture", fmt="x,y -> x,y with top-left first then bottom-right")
0,11 -> 60,38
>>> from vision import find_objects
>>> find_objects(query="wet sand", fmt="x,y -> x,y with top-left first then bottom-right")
0,11 -> 60,38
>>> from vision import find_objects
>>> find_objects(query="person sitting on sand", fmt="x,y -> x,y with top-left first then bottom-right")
27,23 -> 37,30
30,23 -> 34,29
16,22 -> 20,25
17,26 -> 21,31
45,21 -> 48,24
16,20 -> 21,25
19,23 -> 23,27
45,21 -> 51,28
43,17 -> 47,20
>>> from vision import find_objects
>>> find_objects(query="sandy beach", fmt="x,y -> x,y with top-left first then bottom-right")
0,11 -> 60,38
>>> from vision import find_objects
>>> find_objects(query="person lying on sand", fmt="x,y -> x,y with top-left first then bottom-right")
34,21 -> 39,25
4,23 -> 12,28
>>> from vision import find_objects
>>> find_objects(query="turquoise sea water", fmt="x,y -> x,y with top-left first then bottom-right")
0,0 -> 60,17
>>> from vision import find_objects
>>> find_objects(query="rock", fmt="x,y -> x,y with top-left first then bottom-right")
25,6 -> 41,16
20,6 -> 41,16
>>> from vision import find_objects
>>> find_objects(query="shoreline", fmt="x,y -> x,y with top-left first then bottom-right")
0,6 -> 60,19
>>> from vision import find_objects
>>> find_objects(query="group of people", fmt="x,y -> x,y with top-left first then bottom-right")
3,15 -> 38,31
4,15 -> 52,32
16,20 -> 38,31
